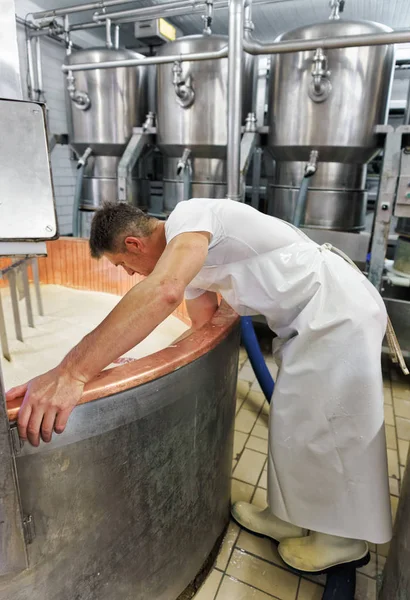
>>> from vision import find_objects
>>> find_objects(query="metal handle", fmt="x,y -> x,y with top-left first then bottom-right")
308,48 -> 332,103
172,61 -> 195,109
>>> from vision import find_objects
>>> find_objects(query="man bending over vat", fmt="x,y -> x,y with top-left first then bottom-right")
7,198 -> 394,574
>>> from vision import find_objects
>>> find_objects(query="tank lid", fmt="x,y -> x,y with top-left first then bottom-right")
65,47 -> 145,65
156,33 -> 228,57
275,18 -> 393,43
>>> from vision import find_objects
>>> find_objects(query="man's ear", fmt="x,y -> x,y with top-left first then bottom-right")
124,236 -> 142,253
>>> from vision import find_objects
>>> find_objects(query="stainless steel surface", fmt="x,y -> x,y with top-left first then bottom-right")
157,32 -> 253,208
0,100 -> 57,241
0,326 -> 239,599
62,47 -> 229,73
35,38 -> 43,100
94,0 -> 214,22
31,260 -> 44,317
368,126 -> 410,289
163,157 -> 227,211
267,162 -> 367,230
21,265 -> 34,329
380,438 -> 410,599
7,271 -> 23,343
0,243 -> 47,256
26,39 -> 36,101
33,0 -> 153,18
244,27 -> 410,55
118,130 -> 155,204
266,19 -> 394,232
383,297 -> 410,363
301,229 -> 371,263
0,290 -> 11,361
267,20 -> 394,164
395,150 -> 410,218
393,236 -> 410,277
227,0 -> 244,201
405,79 -> 410,126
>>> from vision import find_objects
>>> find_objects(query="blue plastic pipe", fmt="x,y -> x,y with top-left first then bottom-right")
240,316 -> 274,403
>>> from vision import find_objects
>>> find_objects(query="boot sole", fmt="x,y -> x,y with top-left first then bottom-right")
280,550 -> 371,576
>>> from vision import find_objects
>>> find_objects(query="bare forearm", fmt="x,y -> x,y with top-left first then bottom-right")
60,277 -> 182,383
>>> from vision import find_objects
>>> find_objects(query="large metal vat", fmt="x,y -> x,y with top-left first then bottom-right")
65,48 -> 147,212
156,34 -> 254,211
0,293 -> 239,598
266,19 -> 395,230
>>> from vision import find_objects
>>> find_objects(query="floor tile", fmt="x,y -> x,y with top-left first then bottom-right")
384,405 -> 394,427
234,431 -> 249,460
394,397 -> 410,420
194,569 -> 223,600
237,380 -> 251,400
251,380 -> 263,393
355,574 -> 377,600
226,549 -> 299,600
240,365 -> 257,383
385,425 -> 397,450
387,448 -> 399,479
216,522 -> 240,570
231,479 -> 255,504
235,449 -> 267,486
261,401 -> 270,416
390,495 -> 399,523
236,409 -> 259,434
246,435 -> 268,455
301,574 -> 327,587
383,384 -> 392,406
237,398 -> 245,415
392,382 -> 410,401
251,487 -> 268,509
396,417 -> 410,441
242,390 -> 266,413
358,552 -> 377,579
389,477 -> 400,497
236,530 -> 285,567
297,578 -> 324,600
258,469 -> 268,490
398,438 -> 409,466
401,465 -> 405,480
252,424 -> 269,440
216,576 -> 274,599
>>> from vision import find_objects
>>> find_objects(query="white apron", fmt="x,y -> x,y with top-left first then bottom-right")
193,240 -> 392,543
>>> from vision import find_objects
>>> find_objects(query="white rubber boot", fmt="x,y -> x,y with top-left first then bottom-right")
231,502 -> 307,543
278,531 -> 369,573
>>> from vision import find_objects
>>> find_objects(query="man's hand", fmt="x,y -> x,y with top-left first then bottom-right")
6,367 -> 86,447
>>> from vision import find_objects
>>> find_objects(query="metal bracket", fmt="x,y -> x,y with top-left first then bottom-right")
10,423 -> 24,456
117,126 -> 155,203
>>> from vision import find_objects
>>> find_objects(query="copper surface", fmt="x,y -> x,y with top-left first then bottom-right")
6,238 -> 238,421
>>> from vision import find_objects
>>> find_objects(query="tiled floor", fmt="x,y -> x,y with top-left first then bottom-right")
193,348 -> 410,600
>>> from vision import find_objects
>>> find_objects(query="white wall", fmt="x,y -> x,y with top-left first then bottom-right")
15,0 -> 101,234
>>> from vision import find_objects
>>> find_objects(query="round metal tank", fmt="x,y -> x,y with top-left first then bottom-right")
65,48 -> 148,212
156,34 -> 254,211
1,294 -> 239,597
266,19 -> 395,230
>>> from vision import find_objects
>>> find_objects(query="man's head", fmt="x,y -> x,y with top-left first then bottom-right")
89,203 -> 165,276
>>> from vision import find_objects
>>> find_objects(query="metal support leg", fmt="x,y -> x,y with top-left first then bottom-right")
31,259 -> 44,316
251,148 -> 262,209
118,128 -> 154,203
0,290 -> 11,362
7,270 -> 23,342
21,264 -> 34,328
368,126 -> 403,289
239,128 -> 259,201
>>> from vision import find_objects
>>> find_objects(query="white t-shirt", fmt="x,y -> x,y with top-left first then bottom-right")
164,198 -> 322,332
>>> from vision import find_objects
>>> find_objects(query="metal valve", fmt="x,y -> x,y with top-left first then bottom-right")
329,0 -> 345,20
66,71 -> 91,111
172,61 -> 195,109
308,48 -> 332,103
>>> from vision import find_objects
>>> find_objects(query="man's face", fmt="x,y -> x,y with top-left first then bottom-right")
105,235 -> 162,277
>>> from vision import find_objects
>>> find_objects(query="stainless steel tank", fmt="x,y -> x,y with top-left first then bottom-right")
266,19 -> 395,230
156,34 -> 254,211
65,48 -> 148,213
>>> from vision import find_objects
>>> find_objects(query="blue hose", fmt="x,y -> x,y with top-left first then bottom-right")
240,317 -> 274,403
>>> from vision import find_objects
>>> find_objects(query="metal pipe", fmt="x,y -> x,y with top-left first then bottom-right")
62,46 -> 228,72
35,37 -> 44,101
404,79 -> 410,126
105,18 -> 113,48
114,24 -> 120,49
243,28 -> 410,55
227,0 -> 244,201
94,0 -> 207,22
32,0 -> 293,19
26,38 -> 36,101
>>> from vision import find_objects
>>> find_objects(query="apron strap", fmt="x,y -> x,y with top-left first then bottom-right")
321,243 -> 409,376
